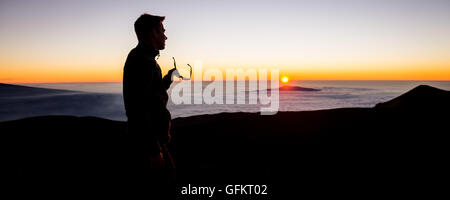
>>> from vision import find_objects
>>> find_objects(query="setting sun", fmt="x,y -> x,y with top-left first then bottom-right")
281,76 -> 289,83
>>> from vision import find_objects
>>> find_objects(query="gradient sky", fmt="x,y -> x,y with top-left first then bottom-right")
1,0 -> 449,83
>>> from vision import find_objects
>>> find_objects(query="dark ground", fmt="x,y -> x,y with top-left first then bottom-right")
2,85 -> 449,199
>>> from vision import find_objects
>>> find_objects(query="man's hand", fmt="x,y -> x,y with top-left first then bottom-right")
163,68 -> 177,84
166,68 -> 176,78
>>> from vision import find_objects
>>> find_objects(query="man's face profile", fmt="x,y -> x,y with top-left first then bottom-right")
148,23 -> 167,50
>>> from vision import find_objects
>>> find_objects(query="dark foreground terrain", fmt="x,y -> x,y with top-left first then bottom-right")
2,85 -> 449,199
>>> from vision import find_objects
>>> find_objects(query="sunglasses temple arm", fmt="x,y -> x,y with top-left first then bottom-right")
187,64 -> 193,78
172,57 -> 177,69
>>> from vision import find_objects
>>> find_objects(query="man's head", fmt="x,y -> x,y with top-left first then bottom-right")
134,14 -> 167,50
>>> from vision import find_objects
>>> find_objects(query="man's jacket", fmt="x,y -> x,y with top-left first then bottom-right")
123,43 -> 172,154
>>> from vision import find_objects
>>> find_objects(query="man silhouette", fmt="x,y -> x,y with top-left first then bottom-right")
123,14 -> 175,169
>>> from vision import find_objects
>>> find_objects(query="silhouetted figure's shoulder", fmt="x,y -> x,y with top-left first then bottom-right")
126,47 -> 139,60
123,44 -> 160,85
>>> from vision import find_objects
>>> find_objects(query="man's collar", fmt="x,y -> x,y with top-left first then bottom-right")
137,42 -> 159,58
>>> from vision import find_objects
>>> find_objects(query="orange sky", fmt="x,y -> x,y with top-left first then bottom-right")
2,63 -> 449,83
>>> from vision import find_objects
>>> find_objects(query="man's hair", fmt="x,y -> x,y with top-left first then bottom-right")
134,13 -> 165,41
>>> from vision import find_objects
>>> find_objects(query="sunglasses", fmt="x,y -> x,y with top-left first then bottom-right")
172,57 -> 192,80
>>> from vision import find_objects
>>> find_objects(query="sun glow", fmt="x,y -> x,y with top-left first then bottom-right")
281,76 -> 289,83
